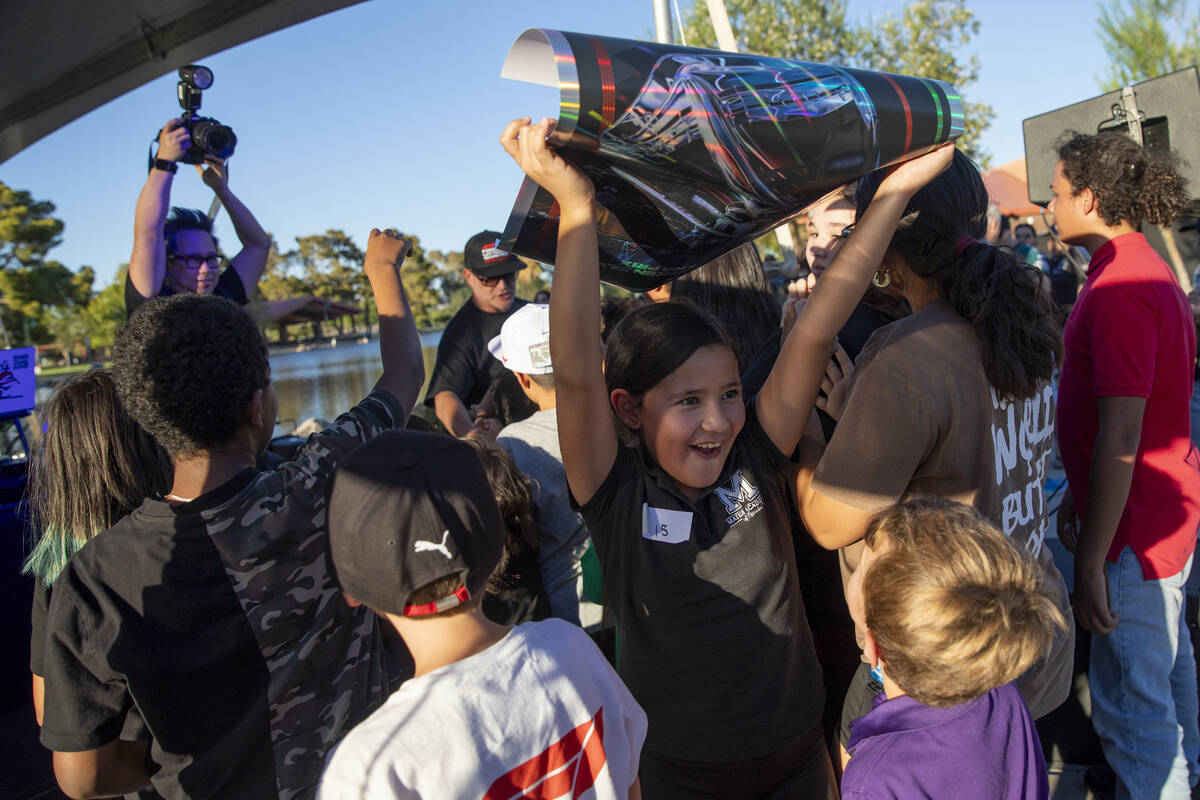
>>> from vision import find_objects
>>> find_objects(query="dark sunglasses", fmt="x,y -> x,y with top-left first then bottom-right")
476,272 -> 518,287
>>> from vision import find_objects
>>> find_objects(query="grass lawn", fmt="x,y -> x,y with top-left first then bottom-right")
36,362 -> 103,381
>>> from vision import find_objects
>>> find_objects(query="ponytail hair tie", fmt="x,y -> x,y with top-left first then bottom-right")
954,236 -> 982,257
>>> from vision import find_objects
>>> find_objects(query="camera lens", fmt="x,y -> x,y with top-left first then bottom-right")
191,118 -> 237,160
205,127 -> 235,157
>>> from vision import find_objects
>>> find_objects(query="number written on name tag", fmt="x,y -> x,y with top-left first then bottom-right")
641,503 -> 693,544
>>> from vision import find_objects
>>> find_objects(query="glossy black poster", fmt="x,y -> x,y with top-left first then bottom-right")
500,29 -> 964,290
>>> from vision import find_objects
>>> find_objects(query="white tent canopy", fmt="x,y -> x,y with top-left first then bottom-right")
1,0 -> 364,162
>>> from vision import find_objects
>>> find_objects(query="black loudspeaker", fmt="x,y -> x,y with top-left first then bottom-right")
1023,67 -> 1200,207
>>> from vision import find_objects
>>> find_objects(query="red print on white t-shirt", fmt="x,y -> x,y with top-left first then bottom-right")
484,708 -> 607,800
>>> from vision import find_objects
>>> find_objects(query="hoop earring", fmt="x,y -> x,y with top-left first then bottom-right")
872,268 -> 891,289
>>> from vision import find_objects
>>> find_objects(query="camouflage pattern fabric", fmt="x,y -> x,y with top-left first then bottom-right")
204,390 -> 401,799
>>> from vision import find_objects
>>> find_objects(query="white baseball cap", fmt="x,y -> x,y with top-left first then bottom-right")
488,303 -> 553,375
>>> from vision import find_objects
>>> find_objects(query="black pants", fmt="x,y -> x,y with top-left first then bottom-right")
638,724 -> 837,800
810,622 -> 861,751
838,661 -> 883,748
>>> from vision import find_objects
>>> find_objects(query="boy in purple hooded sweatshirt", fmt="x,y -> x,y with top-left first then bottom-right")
841,498 -> 1066,799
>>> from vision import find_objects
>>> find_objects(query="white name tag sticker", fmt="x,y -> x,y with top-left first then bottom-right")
641,504 -> 693,544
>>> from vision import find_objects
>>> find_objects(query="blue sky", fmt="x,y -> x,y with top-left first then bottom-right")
1,0 -> 1109,287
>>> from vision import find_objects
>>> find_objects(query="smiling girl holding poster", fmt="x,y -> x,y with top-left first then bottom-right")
501,114 -> 953,798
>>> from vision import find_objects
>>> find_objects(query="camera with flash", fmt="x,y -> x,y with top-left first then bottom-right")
172,64 -> 237,164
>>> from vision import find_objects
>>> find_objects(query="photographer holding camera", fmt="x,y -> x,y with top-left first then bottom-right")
126,117 -> 269,315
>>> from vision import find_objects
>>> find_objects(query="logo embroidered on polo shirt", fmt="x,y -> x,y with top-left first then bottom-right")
714,470 -> 763,526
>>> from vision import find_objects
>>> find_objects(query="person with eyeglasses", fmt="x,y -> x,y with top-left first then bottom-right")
125,118 -> 270,316
424,230 -> 528,438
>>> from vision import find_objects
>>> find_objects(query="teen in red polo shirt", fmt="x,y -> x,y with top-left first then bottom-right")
1053,131 -> 1200,799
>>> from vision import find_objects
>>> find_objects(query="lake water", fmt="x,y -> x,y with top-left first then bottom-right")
33,331 -> 443,439
270,331 -> 441,436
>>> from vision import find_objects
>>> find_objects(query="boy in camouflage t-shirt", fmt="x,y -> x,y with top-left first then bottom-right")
40,230 -> 424,800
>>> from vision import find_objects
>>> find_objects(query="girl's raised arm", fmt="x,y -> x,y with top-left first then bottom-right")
756,143 -> 956,456
500,117 -> 617,505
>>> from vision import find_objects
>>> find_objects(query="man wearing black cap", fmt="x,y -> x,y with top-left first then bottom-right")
318,430 -> 646,799
425,231 -> 527,437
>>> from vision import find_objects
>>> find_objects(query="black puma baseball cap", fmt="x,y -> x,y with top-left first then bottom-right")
327,430 -> 504,616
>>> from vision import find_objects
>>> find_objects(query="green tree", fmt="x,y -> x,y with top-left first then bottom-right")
680,0 -> 993,163
289,231 -> 368,335
43,304 -> 90,361
262,232 -> 467,334
406,239 -> 460,330
83,265 -> 132,350
1096,0 -> 1199,89
293,230 -> 366,306
0,261 -> 93,345
864,0 -> 993,164
0,181 -> 63,271
255,235 -> 311,301
0,180 -> 74,345
682,0 -> 866,65
425,248 -> 473,323
427,248 -> 467,305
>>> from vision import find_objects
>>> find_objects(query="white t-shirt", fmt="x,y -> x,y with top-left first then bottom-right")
317,619 -> 647,800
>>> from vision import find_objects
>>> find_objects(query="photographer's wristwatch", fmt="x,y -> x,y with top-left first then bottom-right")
152,158 -> 178,174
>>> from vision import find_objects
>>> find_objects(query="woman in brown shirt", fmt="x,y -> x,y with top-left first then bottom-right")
795,150 -> 1076,757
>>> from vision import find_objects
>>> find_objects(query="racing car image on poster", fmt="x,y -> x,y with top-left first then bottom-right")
499,29 -> 964,291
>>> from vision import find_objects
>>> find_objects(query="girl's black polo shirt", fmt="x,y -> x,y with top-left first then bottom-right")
576,403 -> 823,762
